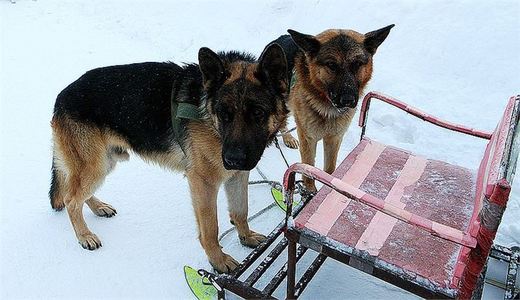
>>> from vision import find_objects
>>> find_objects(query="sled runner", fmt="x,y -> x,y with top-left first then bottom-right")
186,92 -> 519,299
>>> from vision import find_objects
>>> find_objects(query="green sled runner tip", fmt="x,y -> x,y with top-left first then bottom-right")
271,187 -> 299,212
184,266 -> 218,300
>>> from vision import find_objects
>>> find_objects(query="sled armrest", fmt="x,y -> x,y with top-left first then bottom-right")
283,163 -> 477,248
359,91 -> 492,140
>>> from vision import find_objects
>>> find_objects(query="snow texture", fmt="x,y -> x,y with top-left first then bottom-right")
1,0 -> 519,299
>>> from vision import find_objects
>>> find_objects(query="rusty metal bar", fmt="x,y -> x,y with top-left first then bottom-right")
231,222 -> 284,278
504,246 -> 519,300
294,254 -> 327,298
215,274 -> 275,299
263,245 -> 308,296
244,238 -> 289,286
286,228 -> 451,299
287,240 -> 297,299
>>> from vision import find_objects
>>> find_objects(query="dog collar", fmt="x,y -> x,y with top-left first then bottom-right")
172,102 -> 202,120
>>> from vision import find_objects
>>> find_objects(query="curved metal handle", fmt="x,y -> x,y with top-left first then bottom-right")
359,91 -> 492,140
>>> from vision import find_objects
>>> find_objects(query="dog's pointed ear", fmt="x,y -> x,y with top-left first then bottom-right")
287,29 -> 320,56
198,47 -> 226,89
257,43 -> 288,96
364,24 -> 395,55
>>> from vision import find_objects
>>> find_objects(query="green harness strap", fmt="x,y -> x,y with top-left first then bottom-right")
171,101 -> 202,137
171,95 -> 203,154
174,102 -> 202,120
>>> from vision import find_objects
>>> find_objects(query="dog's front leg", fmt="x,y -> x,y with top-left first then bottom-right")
188,172 -> 239,273
225,171 -> 267,248
280,124 -> 299,149
323,134 -> 343,174
297,129 -> 318,192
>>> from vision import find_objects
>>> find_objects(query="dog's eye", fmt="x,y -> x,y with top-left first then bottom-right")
325,62 -> 339,72
350,61 -> 363,73
218,107 -> 233,123
252,107 -> 266,120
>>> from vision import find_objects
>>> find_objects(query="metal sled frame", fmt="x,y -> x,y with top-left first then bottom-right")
283,92 -> 520,299
198,92 -> 519,299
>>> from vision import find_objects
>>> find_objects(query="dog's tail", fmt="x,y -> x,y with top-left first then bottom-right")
49,154 -> 65,211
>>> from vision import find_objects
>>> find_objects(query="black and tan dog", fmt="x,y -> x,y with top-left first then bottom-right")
272,25 -> 394,191
49,44 -> 289,273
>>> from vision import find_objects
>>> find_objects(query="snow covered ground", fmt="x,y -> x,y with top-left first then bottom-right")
1,0 -> 519,299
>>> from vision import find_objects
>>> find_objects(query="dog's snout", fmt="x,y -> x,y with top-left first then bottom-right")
223,147 -> 247,169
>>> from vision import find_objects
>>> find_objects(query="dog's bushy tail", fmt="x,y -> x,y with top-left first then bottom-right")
49,154 -> 65,211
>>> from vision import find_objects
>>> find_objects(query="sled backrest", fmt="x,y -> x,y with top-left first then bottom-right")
459,95 -> 520,298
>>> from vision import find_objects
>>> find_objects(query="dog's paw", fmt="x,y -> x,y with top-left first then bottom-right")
78,233 -> 102,250
239,230 -> 267,248
92,203 -> 117,218
282,135 -> 299,149
87,197 -> 117,218
209,252 -> 239,274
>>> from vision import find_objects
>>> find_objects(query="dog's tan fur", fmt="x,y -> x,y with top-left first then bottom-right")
281,27 -> 393,191
50,55 -> 287,273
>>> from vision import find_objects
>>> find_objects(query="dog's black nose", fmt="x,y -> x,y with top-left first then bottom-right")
223,148 -> 247,169
340,94 -> 358,108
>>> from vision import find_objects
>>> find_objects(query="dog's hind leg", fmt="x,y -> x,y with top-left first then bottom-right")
52,117 -> 112,250
49,154 -> 67,211
84,147 -> 124,218
224,171 -> 266,248
64,173 -> 104,250
85,196 -> 117,218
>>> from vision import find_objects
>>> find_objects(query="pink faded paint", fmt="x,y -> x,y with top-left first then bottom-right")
432,223 -> 464,244
304,140 -> 385,235
356,155 -> 427,256
294,140 -> 369,228
454,96 -> 517,288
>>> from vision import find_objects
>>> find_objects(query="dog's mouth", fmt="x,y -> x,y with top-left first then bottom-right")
222,149 -> 262,171
330,101 -> 351,113
326,91 -> 357,113
222,159 -> 258,171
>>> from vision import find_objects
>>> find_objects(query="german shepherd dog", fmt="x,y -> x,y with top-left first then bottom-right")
49,44 -> 289,273
272,25 -> 394,191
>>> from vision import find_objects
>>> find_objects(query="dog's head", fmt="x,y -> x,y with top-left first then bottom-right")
198,44 -> 289,171
288,25 -> 394,112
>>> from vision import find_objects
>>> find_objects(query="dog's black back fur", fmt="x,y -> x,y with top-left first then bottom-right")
54,62 -> 183,153
53,52 -> 256,154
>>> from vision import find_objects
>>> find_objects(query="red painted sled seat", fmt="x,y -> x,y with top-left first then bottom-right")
284,92 -> 520,299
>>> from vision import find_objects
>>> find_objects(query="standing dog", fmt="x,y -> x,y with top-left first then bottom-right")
272,25 -> 394,191
49,44 -> 289,273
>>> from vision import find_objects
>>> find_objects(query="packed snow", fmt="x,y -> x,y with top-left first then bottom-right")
1,1 -> 519,299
